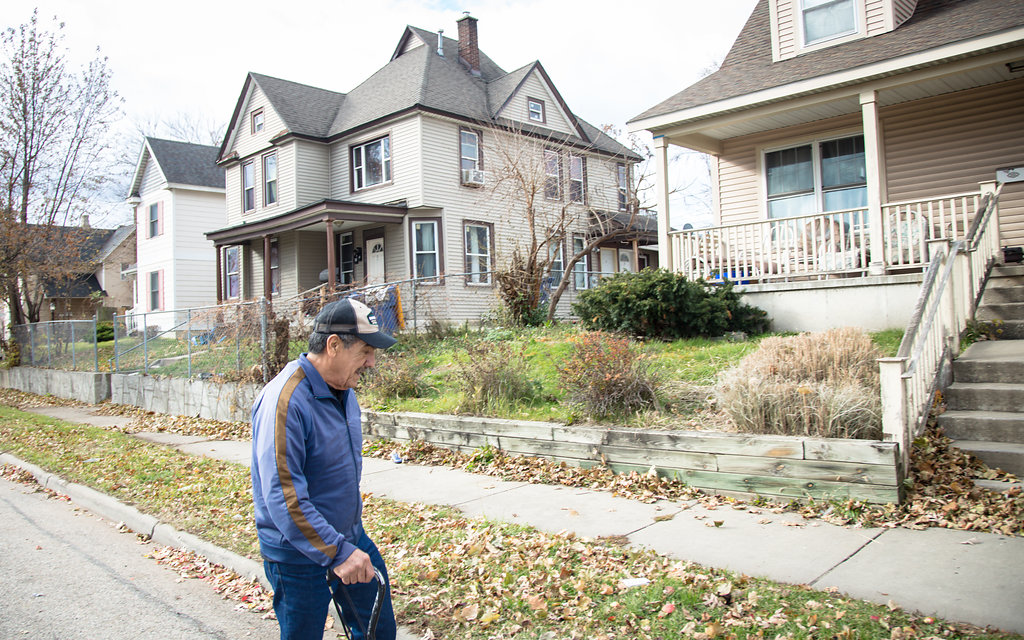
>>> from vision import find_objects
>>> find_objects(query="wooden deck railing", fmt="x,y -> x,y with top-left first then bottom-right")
670,189 -> 986,283
878,183 -> 1001,470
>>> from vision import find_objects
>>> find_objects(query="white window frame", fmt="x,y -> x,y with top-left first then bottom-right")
568,154 -> 585,204
242,161 -> 255,212
148,270 -> 161,311
572,236 -> 589,290
544,149 -> 561,200
617,163 -> 629,212
527,98 -> 545,123
548,241 -> 564,286
800,0 -> 858,47
263,152 -> 277,206
762,131 -> 866,219
464,222 -> 492,285
148,203 -> 160,238
460,129 -> 480,172
352,136 -> 392,191
339,232 -> 354,284
251,109 -> 264,133
225,246 -> 240,299
412,220 -> 440,282
269,238 -> 280,295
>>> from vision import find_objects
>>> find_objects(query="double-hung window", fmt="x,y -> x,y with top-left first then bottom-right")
528,98 -> 545,123
352,136 -> 391,190
568,154 -> 585,203
460,129 -> 480,171
242,161 -> 255,212
617,163 -> 629,211
412,220 -> 439,280
263,153 -> 277,206
225,247 -> 240,299
269,239 -> 280,294
339,232 -> 354,285
544,149 -> 561,200
765,134 -> 866,219
572,236 -> 589,290
251,109 -> 264,133
148,271 -> 162,311
802,0 -> 856,45
464,222 -> 492,285
548,241 -> 564,285
148,203 -> 161,238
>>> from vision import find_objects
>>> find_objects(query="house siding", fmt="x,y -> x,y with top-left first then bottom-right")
141,158 -> 165,193
329,115 -> 421,206
501,72 -> 575,135
170,189 -> 224,309
882,79 -> 1024,247
775,0 -> 798,60
294,140 -> 330,207
892,0 -> 917,27
224,83 -> 287,226
865,0 -> 888,36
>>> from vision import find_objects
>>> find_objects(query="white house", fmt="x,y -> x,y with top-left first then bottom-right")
127,137 -> 226,330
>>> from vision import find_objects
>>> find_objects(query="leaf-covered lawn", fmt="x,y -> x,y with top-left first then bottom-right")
1,404 -> 1019,639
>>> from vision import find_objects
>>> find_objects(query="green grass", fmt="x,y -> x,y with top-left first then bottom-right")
0,405 -> 1013,640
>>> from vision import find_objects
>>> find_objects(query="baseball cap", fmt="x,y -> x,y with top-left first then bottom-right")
312,298 -> 397,349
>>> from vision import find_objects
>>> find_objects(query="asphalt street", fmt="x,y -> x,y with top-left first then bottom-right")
0,475 -> 281,640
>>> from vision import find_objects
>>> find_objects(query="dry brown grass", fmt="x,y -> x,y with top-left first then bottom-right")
714,328 -> 883,439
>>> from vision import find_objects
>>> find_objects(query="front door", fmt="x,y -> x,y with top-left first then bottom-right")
365,236 -> 385,285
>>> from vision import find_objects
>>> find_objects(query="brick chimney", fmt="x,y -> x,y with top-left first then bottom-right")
457,12 -> 480,76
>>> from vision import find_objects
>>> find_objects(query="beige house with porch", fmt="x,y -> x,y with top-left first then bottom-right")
629,0 -> 1023,332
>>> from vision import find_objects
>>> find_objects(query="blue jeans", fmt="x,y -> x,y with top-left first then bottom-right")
264,533 -> 396,640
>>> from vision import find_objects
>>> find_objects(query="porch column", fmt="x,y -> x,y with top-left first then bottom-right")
860,90 -> 886,275
653,135 -> 673,271
215,245 -> 222,304
263,235 -> 272,301
325,219 -> 336,292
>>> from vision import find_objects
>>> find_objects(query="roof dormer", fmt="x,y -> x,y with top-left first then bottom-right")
769,0 -> 918,61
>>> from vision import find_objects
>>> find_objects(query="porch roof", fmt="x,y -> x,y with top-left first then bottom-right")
205,199 -> 407,245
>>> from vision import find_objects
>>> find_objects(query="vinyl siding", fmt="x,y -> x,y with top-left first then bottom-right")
892,0 -> 917,27
141,156 -> 165,194
501,72 -> 575,135
717,113 -> 862,224
775,0 -> 798,60
170,189 -> 224,308
398,32 -> 427,56
865,0 -> 888,36
329,115 -> 421,205
296,229 -> 330,294
882,79 -> 1024,247
224,83 -> 287,225
294,140 -> 330,207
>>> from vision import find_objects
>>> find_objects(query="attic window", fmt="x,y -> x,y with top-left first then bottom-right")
528,98 -> 545,123
251,109 -> 264,134
802,0 -> 856,45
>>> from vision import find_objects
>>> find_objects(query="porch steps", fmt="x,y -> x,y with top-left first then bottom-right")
937,266 -> 1024,477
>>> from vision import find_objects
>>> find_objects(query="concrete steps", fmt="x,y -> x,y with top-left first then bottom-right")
938,263 -> 1024,477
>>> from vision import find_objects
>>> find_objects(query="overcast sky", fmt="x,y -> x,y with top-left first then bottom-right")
7,0 -> 757,226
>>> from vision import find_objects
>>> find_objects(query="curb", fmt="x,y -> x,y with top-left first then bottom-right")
0,452 -> 269,590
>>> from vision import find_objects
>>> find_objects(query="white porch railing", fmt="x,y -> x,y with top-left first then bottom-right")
878,182 -> 1002,471
671,189 -> 986,283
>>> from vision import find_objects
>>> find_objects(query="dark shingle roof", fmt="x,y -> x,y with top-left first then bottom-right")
246,26 -> 638,160
146,138 -> 225,189
630,0 -> 1024,124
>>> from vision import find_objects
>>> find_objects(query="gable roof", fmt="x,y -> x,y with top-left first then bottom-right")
224,24 -> 639,161
130,138 -> 225,197
629,0 -> 1024,125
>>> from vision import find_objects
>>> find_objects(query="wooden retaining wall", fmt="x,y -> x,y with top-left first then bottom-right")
364,411 -> 904,504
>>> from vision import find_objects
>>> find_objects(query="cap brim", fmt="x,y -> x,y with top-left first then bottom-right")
360,331 -> 397,349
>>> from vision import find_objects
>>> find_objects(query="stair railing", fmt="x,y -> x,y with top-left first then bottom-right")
878,182 -> 1002,474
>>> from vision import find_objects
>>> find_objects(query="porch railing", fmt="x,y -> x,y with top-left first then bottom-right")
878,183 -> 1002,470
671,189 -> 986,283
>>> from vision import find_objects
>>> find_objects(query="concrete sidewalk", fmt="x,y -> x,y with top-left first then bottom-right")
21,405 -> 1024,634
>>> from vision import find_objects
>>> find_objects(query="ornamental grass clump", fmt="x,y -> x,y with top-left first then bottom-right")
714,327 -> 883,439
453,342 -> 540,414
362,352 -> 428,402
557,331 -> 661,420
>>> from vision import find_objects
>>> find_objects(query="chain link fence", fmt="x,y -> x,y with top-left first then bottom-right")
9,320 -> 100,371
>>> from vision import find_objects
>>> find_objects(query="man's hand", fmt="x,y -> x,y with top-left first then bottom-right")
333,549 -> 374,584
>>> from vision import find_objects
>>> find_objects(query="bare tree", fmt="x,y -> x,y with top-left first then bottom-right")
0,9 -> 122,324
485,122 -> 648,324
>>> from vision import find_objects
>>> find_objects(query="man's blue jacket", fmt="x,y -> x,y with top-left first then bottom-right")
251,354 -> 364,570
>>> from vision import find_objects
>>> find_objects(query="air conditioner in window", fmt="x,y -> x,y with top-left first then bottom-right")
462,169 -> 486,186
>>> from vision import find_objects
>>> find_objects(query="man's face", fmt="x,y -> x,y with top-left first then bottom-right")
323,336 -> 377,390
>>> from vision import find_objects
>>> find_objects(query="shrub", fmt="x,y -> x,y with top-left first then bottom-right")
453,342 -> 539,414
572,269 -> 768,339
363,352 -> 428,400
714,327 -> 883,439
557,331 -> 660,419
95,322 -> 114,342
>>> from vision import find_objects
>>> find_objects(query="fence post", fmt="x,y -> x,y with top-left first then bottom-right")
186,308 -> 192,379
113,314 -> 120,372
260,297 -> 269,384
143,312 -> 149,374
93,316 -> 98,372
46,322 -> 52,367
235,305 -> 242,373
71,320 -> 77,370
411,278 -> 418,334
878,357 -> 909,472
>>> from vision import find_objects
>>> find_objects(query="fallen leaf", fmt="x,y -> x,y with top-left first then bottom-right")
658,602 -> 676,618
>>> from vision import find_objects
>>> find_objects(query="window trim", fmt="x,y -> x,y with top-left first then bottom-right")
269,238 -> 280,295
462,220 -> 493,286
251,109 -> 264,134
242,161 -> 255,212
224,246 -> 241,300
572,234 -> 589,291
147,202 -> 162,238
568,153 -> 586,204
616,163 -> 629,212
409,217 -> 443,284
459,127 -> 483,172
544,148 -> 562,201
350,134 -> 393,192
527,97 -> 546,124
148,269 -> 163,311
548,238 -> 565,286
761,130 -> 866,219
262,152 -> 277,206
798,0 -> 860,48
